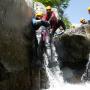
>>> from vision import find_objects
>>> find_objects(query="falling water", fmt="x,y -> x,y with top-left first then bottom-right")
42,53 -> 90,90
25,0 -> 90,89
36,26 -> 90,90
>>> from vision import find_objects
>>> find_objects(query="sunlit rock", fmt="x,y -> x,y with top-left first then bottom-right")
85,24 -> 90,39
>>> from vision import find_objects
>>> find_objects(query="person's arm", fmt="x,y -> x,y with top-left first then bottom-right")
32,18 -> 41,26
58,19 -> 66,30
41,20 -> 50,27
32,18 -> 50,30
32,18 -> 42,30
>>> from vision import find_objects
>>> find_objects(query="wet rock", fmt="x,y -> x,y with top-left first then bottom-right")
81,24 -> 90,82
54,26 -> 90,83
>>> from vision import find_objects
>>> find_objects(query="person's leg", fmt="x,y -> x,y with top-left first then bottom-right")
51,28 -> 57,36
50,19 -> 58,36
57,19 -> 66,30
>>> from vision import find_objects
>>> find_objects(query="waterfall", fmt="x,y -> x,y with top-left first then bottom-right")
24,1 -> 90,89
37,28 -> 90,90
42,48 -> 90,90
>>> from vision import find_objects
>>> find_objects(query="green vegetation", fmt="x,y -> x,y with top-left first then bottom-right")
62,16 -> 71,29
34,0 -> 69,8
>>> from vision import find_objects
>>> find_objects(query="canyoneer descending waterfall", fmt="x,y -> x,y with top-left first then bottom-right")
32,0 -> 90,90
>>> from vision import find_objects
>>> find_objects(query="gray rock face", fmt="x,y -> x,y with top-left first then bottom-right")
54,27 -> 90,83
0,0 -> 32,72
0,0 -> 33,89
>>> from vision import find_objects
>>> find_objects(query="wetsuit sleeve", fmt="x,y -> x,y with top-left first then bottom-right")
32,18 -> 50,30
32,18 -> 41,26
41,20 -> 50,27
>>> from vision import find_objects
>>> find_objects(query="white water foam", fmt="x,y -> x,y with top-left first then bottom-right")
43,66 -> 90,90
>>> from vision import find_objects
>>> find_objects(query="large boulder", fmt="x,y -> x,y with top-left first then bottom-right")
0,0 -> 32,70
0,0 -> 32,89
54,25 -> 90,83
